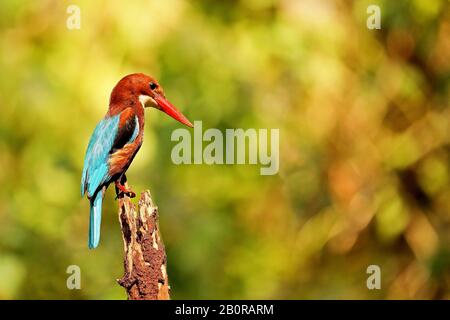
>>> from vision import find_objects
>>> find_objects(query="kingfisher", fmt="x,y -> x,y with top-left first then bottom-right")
81,73 -> 193,249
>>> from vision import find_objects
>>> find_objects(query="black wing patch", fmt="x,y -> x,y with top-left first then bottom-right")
111,110 -> 138,153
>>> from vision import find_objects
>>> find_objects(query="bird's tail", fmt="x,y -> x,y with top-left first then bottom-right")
88,191 -> 103,249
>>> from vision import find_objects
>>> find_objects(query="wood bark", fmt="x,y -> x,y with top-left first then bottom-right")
116,190 -> 170,300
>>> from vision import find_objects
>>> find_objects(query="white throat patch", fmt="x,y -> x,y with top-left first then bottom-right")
139,94 -> 156,108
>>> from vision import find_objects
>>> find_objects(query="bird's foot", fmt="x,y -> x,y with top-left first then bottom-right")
115,181 -> 136,199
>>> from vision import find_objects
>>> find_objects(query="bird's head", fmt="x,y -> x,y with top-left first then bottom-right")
110,73 -> 193,127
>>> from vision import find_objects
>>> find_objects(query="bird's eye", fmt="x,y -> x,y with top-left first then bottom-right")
149,82 -> 157,90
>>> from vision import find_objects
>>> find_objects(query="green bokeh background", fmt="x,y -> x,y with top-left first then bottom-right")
0,0 -> 449,299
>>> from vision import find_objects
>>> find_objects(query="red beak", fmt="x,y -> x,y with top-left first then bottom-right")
154,95 -> 193,128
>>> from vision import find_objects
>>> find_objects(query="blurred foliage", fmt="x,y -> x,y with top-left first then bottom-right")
0,0 -> 449,299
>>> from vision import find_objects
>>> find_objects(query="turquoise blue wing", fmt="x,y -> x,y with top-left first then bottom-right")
81,114 -> 121,198
81,110 -> 139,249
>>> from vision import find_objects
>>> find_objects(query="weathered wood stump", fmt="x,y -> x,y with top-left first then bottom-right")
116,190 -> 170,300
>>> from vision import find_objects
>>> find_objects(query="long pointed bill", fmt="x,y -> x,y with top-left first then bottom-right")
154,95 -> 193,128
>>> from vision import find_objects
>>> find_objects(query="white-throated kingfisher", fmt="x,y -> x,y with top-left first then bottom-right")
81,73 -> 193,249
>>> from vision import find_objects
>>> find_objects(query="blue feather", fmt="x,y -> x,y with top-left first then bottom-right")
89,191 -> 103,249
81,111 -> 139,249
81,115 -> 121,197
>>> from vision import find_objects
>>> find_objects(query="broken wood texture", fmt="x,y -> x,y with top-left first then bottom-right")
116,189 -> 170,300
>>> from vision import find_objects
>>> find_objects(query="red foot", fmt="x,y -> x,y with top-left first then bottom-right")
115,181 -> 136,198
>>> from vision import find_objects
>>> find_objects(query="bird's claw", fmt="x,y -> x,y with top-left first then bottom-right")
115,181 -> 136,199
115,190 -> 136,199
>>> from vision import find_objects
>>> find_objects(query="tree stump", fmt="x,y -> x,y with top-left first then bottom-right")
116,190 -> 170,300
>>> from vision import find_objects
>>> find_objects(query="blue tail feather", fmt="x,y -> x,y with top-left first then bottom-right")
89,192 -> 103,249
